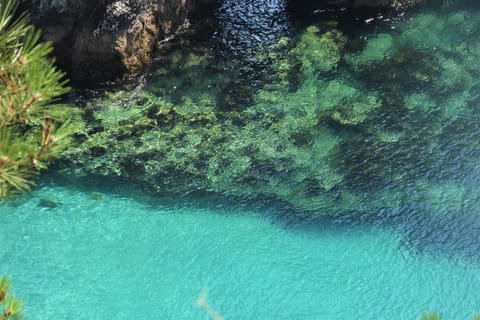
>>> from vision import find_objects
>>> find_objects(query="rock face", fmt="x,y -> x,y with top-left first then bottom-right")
22,0 -> 422,84
22,0 -> 203,83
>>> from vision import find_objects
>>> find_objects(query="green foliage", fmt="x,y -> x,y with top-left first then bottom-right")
0,277 -> 23,320
0,0 -> 83,198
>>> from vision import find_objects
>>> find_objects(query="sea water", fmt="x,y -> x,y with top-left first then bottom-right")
3,0 -> 480,319
1,181 -> 480,320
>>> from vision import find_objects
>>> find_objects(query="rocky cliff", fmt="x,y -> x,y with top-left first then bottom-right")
22,0 -> 213,84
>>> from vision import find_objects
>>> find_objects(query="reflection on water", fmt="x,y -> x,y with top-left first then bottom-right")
209,0 -> 294,106
213,0 -> 292,57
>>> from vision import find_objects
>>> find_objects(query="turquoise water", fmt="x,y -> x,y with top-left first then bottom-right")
4,1 -> 480,319
2,181 -> 480,319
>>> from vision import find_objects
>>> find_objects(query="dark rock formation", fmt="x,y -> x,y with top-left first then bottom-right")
20,0 -> 422,84
21,0 -> 217,84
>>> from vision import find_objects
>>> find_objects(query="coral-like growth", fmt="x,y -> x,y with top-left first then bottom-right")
321,80 -> 382,125
61,10 -> 480,215
290,26 -> 347,75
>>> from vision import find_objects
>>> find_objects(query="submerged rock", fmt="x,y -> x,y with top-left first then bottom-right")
38,197 -> 62,209
346,33 -> 395,67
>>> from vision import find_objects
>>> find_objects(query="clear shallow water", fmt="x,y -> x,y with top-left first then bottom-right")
1,182 -> 480,319
4,1 -> 480,319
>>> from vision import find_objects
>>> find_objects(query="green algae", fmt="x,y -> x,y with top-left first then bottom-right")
60,7 -> 480,214
291,26 -> 347,75
63,84 -> 349,212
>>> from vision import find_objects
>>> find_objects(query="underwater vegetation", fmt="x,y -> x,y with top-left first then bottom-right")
61,26 -> 363,213
291,25 -> 347,75
59,5 -> 480,216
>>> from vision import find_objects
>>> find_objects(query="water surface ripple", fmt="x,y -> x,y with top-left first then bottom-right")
1,184 -> 480,319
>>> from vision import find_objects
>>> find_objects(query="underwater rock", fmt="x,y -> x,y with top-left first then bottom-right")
58,4 -> 480,215
346,33 -> 394,67
89,192 -> 104,201
22,0 -> 214,84
38,197 -> 62,209
318,80 -> 382,125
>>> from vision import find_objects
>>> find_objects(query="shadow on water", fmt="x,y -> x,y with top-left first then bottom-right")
395,205 -> 480,261
32,171 -> 292,215
33,171 -> 480,264
269,199 -> 480,264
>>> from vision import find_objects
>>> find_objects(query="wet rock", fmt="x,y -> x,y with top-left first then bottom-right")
21,0 -> 216,84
